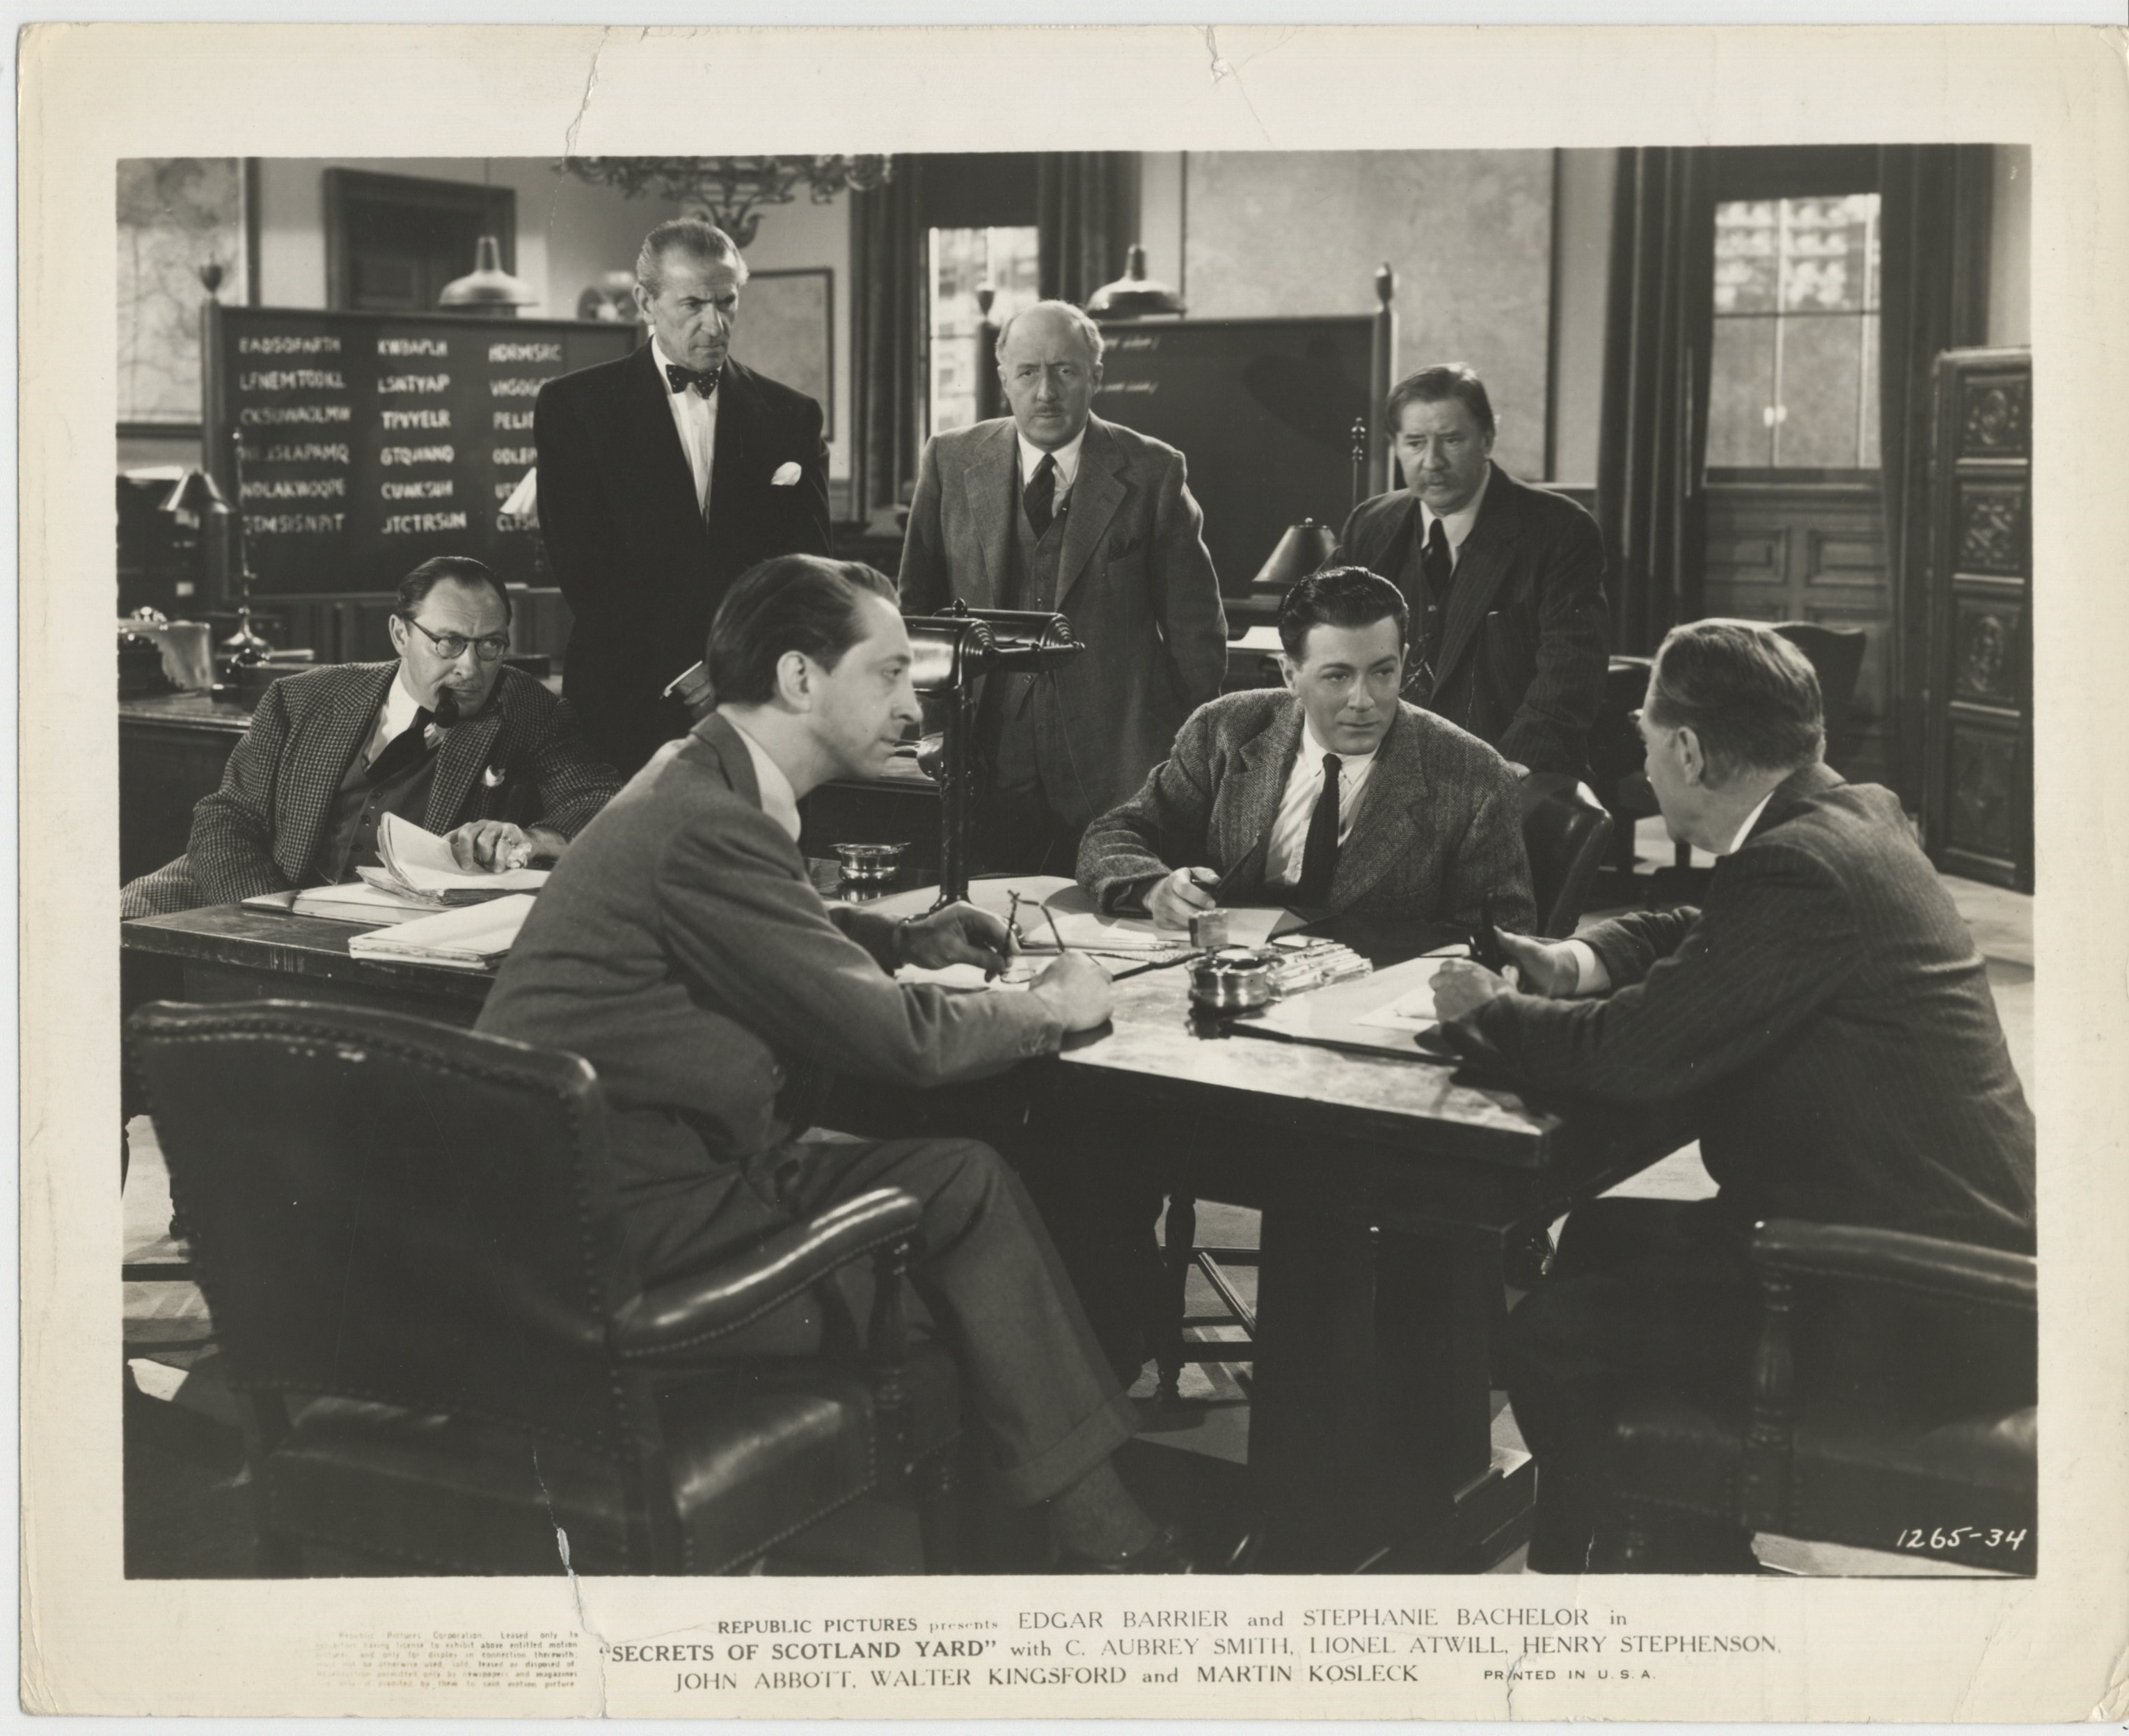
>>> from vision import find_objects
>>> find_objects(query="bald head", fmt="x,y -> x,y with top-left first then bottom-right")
997,301 -> 1105,450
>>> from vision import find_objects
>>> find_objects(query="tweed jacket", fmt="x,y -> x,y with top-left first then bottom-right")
477,715 -> 1067,1220
1459,762 -> 2036,1252
1336,464 -> 1608,776
120,661 -> 621,917
1077,688 -> 1537,933
537,348 -> 833,775
899,415 -> 1228,829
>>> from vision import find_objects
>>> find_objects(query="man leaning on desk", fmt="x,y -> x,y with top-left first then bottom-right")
1432,620 -> 2036,1573
477,553 -> 1200,1573
120,557 -> 621,918
1078,566 -> 1537,934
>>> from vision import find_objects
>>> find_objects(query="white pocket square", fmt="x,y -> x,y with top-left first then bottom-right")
770,461 -> 803,486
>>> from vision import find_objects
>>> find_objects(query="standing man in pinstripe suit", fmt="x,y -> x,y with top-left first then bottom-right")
1334,365 -> 1608,777
1434,620 -> 2035,1572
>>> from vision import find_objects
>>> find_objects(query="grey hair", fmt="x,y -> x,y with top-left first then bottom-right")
635,217 -> 749,294
1646,620 -> 1825,781
993,299 -> 1105,369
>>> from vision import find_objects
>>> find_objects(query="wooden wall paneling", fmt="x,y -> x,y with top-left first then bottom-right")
1702,480 -> 1891,783
1921,349 -> 2032,891
255,586 -> 575,665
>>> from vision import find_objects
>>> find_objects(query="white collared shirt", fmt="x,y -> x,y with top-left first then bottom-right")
724,716 -> 804,845
1418,463 -> 1494,571
651,334 -> 720,517
1016,426 -> 1086,514
361,665 -> 429,768
1561,787 -> 1781,993
1262,722 -> 1382,890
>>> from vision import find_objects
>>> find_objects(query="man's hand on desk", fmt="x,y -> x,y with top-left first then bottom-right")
1027,951 -> 1114,1032
447,820 -> 569,872
1433,932 -> 1602,1020
897,901 -> 1012,977
1146,865 -> 1219,931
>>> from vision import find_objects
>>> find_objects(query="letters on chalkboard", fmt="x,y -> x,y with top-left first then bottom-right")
205,305 -> 638,595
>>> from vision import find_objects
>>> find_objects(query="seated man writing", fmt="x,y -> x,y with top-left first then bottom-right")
1433,620 -> 2036,1573
122,556 -> 620,917
477,553 -> 1194,1573
1078,565 -> 1535,934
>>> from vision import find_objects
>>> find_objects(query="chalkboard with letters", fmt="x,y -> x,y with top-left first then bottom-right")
1093,315 -> 1377,598
203,304 -> 638,595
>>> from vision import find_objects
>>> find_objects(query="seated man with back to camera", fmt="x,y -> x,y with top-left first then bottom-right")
1079,566 -> 1536,935
1432,619 -> 2036,1574
477,553 -> 1197,1573
122,555 -> 621,917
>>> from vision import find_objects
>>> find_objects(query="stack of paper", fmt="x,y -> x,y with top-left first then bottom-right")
346,894 -> 536,970
291,882 -> 438,924
368,812 -> 548,904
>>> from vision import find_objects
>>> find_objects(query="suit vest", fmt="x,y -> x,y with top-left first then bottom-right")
995,476 -> 1069,718
311,718 -> 442,885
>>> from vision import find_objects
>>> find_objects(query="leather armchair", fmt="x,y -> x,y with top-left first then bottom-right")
1610,1219 -> 2036,1574
1516,773 -> 1615,940
127,998 -> 965,1577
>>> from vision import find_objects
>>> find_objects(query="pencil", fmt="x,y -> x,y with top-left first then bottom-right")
1043,905 -> 1067,952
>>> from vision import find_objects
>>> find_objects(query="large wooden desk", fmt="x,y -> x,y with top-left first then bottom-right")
120,900 -> 1688,1574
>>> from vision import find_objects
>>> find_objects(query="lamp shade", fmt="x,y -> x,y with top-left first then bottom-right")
1249,519 -> 1339,598
439,235 -> 539,309
1086,244 -> 1185,319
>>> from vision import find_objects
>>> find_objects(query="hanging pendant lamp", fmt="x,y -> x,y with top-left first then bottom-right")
440,162 -> 537,310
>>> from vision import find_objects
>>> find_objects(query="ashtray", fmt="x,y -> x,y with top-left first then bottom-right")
833,842 -> 908,885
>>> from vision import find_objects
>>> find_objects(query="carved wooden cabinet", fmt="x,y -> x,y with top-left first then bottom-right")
1922,348 -> 2032,892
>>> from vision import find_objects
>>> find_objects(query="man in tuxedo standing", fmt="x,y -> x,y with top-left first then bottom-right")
537,218 -> 833,775
1334,365 -> 1608,778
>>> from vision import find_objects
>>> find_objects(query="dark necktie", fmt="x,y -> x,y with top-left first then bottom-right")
1423,516 -> 1454,605
1295,752 -> 1343,905
665,362 -> 720,399
367,707 -> 435,782
1023,452 -> 1058,537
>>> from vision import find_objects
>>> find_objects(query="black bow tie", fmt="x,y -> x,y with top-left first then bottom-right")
665,363 -> 720,399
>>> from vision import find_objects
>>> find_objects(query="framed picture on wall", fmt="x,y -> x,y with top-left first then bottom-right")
734,267 -> 834,438
116,156 -> 259,432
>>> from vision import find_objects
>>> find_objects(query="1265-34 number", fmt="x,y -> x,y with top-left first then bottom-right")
1896,1526 -> 2028,1552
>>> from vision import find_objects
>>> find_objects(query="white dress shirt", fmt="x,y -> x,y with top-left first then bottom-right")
1560,788 -> 1778,993
1016,427 -> 1085,514
360,665 -> 429,768
1418,462 -> 1493,571
651,335 -> 720,518
1262,723 -> 1381,890
725,716 -> 804,845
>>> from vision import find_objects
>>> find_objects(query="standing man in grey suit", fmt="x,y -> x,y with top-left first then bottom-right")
1335,365 -> 1608,777
1434,621 -> 2035,1572
537,218 -> 833,776
900,300 -> 1228,872
1079,567 -> 1535,935
480,555 -> 1195,1572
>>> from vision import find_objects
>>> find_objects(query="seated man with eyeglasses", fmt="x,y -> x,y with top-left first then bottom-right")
122,556 -> 623,917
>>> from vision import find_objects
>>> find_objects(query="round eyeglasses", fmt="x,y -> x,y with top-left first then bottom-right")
402,615 -> 512,663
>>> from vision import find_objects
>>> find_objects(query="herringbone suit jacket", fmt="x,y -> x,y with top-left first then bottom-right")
1077,688 -> 1537,933
899,416 -> 1228,830
1460,762 -> 2036,1252
1336,464 -> 1609,776
121,662 -> 620,917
